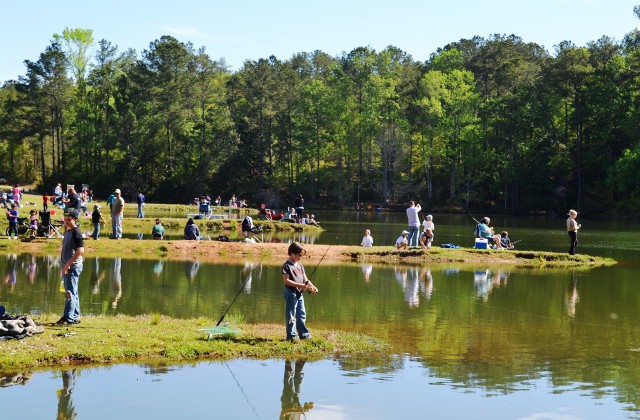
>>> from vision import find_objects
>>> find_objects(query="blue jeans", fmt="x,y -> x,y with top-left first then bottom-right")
137,204 -> 144,218
63,263 -> 83,322
92,222 -> 101,239
111,213 -> 122,238
408,226 -> 420,247
284,288 -> 310,340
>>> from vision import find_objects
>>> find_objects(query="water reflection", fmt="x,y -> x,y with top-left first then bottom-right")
3,254 -> 17,291
0,371 -> 32,387
473,268 -> 509,301
56,369 -> 77,420
565,272 -> 580,319
280,360 -> 314,419
361,263 -> 372,282
184,260 -> 200,282
110,258 -> 122,309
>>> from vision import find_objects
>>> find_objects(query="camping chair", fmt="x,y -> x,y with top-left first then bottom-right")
39,210 -> 63,238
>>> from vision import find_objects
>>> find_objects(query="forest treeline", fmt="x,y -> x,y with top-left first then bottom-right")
2,17 -> 640,216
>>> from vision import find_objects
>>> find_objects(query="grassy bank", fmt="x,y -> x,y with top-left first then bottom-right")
0,237 -> 616,268
0,314 -> 387,372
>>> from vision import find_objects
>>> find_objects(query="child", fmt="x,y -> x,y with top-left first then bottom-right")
42,193 -> 49,212
91,205 -> 107,240
152,219 -> 165,240
395,230 -> 409,250
421,214 -> 435,249
500,231 -> 513,249
361,229 -> 373,247
28,209 -> 38,238
282,242 -> 318,341
6,203 -> 18,239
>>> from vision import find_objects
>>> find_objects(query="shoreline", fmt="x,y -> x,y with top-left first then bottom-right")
0,237 -> 615,268
0,314 -> 387,372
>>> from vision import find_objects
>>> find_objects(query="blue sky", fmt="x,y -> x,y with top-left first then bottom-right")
1,0 -> 639,82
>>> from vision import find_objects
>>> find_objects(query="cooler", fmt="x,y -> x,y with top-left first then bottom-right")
475,238 -> 489,249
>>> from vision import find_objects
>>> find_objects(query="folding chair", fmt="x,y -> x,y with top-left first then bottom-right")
39,211 -> 63,238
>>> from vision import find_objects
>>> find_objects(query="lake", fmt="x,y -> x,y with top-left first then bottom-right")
1,211 -> 640,419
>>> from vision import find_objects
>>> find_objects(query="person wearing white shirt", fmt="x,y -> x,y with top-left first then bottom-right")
421,214 -> 435,249
361,229 -> 373,247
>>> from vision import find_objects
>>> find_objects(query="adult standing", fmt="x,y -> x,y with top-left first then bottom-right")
136,191 -> 145,218
56,209 -> 84,325
406,201 -> 422,248
294,194 -> 304,224
567,209 -> 580,255
111,188 -> 125,239
106,192 -> 115,213
12,184 -> 21,207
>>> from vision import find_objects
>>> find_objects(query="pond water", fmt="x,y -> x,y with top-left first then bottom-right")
2,211 -> 640,419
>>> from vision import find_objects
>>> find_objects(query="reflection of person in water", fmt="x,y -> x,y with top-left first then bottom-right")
57,369 -> 77,420
242,262 -> 255,293
473,269 -> 491,301
4,254 -> 17,290
152,261 -> 164,278
405,268 -> 420,307
90,258 -> 106,295
474,269 -> 509,301
361,264 -> 372,282
280,360 -> 314,419
110,257 -> 122,309
184,260 -> 200,281
420,267 -> 434,300
27,255 -> 37,284
565,274 -> 580,319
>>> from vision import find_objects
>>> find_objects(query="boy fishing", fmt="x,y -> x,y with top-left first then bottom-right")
282,242 -> 318,341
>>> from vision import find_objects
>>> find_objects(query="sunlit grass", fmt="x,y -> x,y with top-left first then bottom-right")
0,314 -> 388,372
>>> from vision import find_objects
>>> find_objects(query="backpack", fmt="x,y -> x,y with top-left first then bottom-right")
473,224 -> 480,237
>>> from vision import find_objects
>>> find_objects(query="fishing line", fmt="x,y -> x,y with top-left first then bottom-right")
215,255 -> 266,326
224,361 -> 260,420
306,237 -> 337,282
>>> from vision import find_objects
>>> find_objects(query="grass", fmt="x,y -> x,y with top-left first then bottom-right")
0,313 -> 388,373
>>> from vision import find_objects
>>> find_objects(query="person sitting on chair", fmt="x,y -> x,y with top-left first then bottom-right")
184,218 -> 201,240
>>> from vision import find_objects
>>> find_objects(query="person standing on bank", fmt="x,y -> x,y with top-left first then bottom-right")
294,194 -> 304,224
406,201 -> 422,248
111,189 -> 125,239
91,205 -> 106,240
282,242 -> 318,341
567,209 -> 581,255
56,209 -> 84,325
136,191 -> 145,218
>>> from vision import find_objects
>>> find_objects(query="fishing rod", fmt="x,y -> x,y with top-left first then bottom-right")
468,212 -> 481,225
304,237 -> 337,292
215,256 -> 266,326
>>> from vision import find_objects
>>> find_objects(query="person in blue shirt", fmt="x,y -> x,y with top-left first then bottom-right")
136,191 -> 145,218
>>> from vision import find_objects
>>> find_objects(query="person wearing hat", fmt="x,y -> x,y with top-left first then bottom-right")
396,230 -> 409,250
110,188 -> 125,239
56,208 -> 84,325
90,204 -> 107,240
421,214 -> 435,249
567,209 -> 581,255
